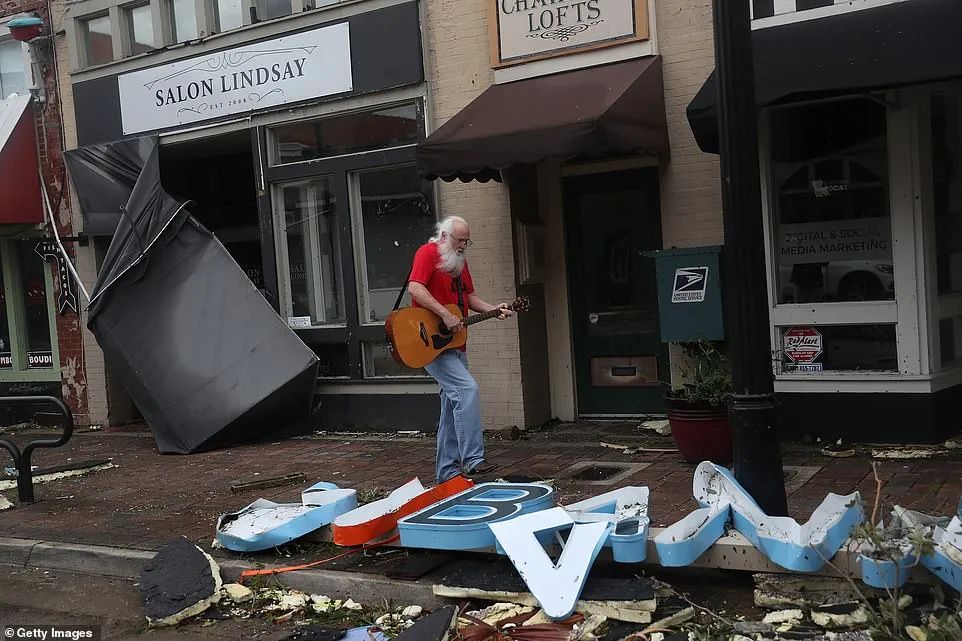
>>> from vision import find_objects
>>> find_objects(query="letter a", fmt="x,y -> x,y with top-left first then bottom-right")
489,507 -> 611,620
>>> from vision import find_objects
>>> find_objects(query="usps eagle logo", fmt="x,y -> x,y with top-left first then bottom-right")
671,267 -> 709,303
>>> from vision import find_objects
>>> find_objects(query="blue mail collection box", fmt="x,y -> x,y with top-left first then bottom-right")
644,245 -> 725,343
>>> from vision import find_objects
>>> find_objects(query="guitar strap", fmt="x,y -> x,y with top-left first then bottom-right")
392,271 -> 411,312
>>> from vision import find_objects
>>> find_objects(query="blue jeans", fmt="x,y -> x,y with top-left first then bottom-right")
424,350 -> 484,483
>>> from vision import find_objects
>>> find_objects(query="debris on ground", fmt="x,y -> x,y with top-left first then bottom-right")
0,460 -> 116,491
0,494 -> 12,510
821,439 -> 856,458
753,574 -> 881,609
394,606 -> 457,641
229,472 -> 307,494
278,627 -> 346,641
810,603 -> 871,628
223,583 -> 253,604
762,609 -> 804,625
140,537 -> 223,627
639,420 -> 671,436
871,446 -> 943,460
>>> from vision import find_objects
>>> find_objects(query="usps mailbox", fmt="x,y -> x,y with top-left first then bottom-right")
644,246 -> 725,343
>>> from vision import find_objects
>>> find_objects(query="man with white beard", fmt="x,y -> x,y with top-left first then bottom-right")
407,215 -> 513,483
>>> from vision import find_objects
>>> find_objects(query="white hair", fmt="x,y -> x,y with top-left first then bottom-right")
430,216 -> 467,243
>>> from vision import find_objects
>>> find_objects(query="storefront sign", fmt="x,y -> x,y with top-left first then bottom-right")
671,266 -> 709,303
492,0 -> 649,67
27,351 -> 53,368
118,22 -> 353,135
783,326 -> 822,371
35,240 -> 78,314
778,218 -> 891,266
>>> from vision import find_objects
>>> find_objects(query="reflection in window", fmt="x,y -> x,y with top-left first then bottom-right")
125,3 -> 154,55
363,341 -> 426,378
780,325 -> 896,373
261,0 -> 292,20
771,99 -> 893,304
356,166 -> 435,322
214,0 -> 244,32
167,0 -> 198,42
279,177 -> 343,325
0,39 -> 27,97
933,93 -> 962,296
311,342 -> 350,377
18,245 -> 53,369
82,15 -> 113,66
271,104 -> 420,165
0,259 -> 9,368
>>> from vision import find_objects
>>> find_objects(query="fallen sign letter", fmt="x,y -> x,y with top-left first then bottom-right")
563,486 -> 650,563
140,537 -> 223,627
216,482 -> 358,552
489,507 -> 612,620
333,475 -> 473,546
398,483 -> 554,551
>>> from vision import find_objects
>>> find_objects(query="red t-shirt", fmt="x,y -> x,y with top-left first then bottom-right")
409,242 -> 475,318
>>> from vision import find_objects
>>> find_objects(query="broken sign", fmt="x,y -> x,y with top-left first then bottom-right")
563,486 -> 650,563
399,483 -> 554,551
140,537 -> 223,627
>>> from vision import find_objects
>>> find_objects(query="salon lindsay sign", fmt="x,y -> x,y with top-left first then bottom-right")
117,22 -> 353,135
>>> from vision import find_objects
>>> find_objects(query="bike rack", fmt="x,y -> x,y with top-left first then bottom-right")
0,395 -> 74,504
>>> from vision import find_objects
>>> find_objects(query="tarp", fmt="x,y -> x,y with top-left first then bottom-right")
84,137 -> 319,453
64,137 -> 154,236
417,57 -> 668,183
687,0 -> 962,154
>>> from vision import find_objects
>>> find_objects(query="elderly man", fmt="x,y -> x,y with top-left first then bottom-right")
407,216 -> 512,483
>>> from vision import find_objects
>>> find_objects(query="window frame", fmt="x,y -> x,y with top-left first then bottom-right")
78,11 -> 115,68
760,91 -> 925,383
0,239 -> 61,383
0,24 -> 31,98
164,0 -> 200,44
263,99 -> 433,381
121,0 -> 156,56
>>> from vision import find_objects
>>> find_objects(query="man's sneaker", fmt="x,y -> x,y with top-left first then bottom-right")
464,461 -> 499,477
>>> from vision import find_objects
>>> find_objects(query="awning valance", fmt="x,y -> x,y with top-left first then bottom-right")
417,56 -> 669,183
688,0 -> 962,154
0,94 -> 42,225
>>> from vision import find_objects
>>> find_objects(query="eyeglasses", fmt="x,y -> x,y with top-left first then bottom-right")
450,234 -> 473,248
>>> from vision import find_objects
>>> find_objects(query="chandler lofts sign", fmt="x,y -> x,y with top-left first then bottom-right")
490,0 -> 649,67
118,22 -> 353,135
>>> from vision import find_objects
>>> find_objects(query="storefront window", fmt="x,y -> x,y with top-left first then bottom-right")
314,343 -> 349,377
167,0 -> 198,42
260,0 -> 292,20
278,177 -> 344,325
19,245 -> 53,369
0,38 -> 27,97
771,98 -> 893,304
362,341 -> 421,377
81,14 -> 113,67
779,324 -> 897,373
933,93 -> 962,296
125,3 -> 154,55
270,104 -> 419,165
355,165 -> 435,323
214,0 -> 244,32
0,260 -> 10,369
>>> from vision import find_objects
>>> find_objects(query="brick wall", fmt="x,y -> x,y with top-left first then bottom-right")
656,0 -> 724,248
4,0 -> 91,424
422,0 -> 527,430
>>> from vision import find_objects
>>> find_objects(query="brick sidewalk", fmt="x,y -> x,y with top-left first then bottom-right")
1,425 -> 961,554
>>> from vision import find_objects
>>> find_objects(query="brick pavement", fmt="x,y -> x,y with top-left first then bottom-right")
1,425 -> 961,555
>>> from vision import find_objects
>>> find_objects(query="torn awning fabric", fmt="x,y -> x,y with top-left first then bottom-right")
86,137 -> 319,454
687,0 -> 962,154
64,137 -> 154,236
416,56 -> 669,183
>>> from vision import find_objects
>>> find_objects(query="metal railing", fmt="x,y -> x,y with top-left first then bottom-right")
0,396 -> 74,503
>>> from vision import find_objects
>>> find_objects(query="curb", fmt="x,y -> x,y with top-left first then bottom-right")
0,536 -> 446,608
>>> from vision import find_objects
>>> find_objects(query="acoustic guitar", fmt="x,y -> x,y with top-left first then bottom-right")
385,297 -> 530,368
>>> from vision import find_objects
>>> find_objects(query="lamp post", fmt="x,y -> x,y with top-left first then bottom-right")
712,0 -> 788,516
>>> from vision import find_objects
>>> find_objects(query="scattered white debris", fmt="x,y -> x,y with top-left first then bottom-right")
401,605 -> 423,618
811,605 -> 870,628
223,583 -> 253,604
944,439 -> 961,450
462,603 -> 534,626
640,419 -> 671,436
762,609 -> 804,625
0,495 -> 12,511
871,447 -> 941,460
0,462 -> 117,491
570,614 -> 607,641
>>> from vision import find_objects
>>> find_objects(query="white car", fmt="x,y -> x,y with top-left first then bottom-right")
780,260 -> 894,302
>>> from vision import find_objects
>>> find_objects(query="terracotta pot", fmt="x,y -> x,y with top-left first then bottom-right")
665,397 -> 733,464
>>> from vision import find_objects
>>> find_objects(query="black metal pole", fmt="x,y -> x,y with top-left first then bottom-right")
712,0 -> 788,515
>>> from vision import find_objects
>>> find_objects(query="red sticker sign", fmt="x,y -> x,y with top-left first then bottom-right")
783,327 -> 822,364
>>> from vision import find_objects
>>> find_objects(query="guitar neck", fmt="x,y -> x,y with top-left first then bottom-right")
463,308 -> 507,327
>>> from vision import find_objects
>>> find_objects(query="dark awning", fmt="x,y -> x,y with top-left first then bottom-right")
688,0 -> 962,154
0,94 -> 43,225
418,56 -> 669,183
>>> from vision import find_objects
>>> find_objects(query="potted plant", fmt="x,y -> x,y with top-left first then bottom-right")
664,340 -> 734,464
